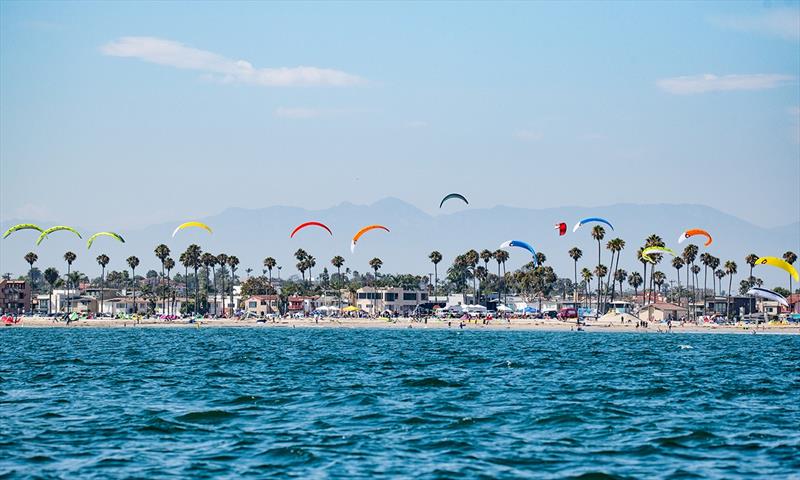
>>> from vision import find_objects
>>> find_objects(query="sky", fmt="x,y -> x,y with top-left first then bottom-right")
1,1 -> 799,230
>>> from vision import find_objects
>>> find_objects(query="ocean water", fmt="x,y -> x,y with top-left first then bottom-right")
1,328 -> 798,479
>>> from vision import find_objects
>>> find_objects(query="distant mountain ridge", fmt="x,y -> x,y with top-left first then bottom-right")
2,198 -> 798,288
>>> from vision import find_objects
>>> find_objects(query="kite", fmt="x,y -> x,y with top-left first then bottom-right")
755,256 -> 799,281
86,232 -> 125,249
641,246 -> 677,263
678,229 -> 713,247
290,221 -> 333,238
746,287 -> 789,307
2,223 -> 44,239
439,193 -> 469,209
573,217 -> 614,232
36,226 -> 82,246
172,221 -> 212,238
351,225 -> 390,253
555,223 -> 567,236
499,240 -> 538,266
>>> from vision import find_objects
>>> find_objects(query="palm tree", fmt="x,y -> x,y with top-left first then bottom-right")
636,247 -> 648,305
294,249 -> 308,281
615,269 -> 628,297
63,251 -> 76,314
652,271 -> 666,299
201,253 -> 216,315
369,257 -> 383,313
331,255 -> 345,308
714,269 -> 726,297
264,257 -> 277,284
202,253 -> 218,316
691,264 -> 701,308
369,257 -> 383,277
164,257 -> 175,315
180,251 -> 190,315
591,226 -> 605,311
724,260 -> 737,318
227,255 -> 239,314
783,251 -> 797,295
594,264 -> 607,311
745,254 -> 758,283
480,249 -> 493,271
44,267 -> 60,315
644,235 -> 665,304
24,252 -> 38,312
605,238 -> 625,306
183,245 -> 202,315
429,251 -> 442,296
628,271 -> 643,298
494,249 -> 509,304
699,253 -> 711,305
672,257 -> 684,305
581,268 -> 594,308
154,244 -> 171,315
126,255 -> 140,314
216,253 -> 228,315
306,256 -> 316,284
96,254 -> 110,315
682,245 -> 699,319
568,247 -> 583,306
709,256 -> 721,296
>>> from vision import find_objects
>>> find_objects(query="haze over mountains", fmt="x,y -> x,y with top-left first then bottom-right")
1,198 -> 798,290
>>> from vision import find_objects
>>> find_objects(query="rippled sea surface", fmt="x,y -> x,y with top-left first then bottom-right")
1,328 -> 799,479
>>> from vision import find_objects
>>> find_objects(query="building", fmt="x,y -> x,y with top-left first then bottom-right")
243,295 -> 279,316
288,296 -> 318,314
787,294 -> 800,314
356,287 -> 428,314
639,302 -> 687,322
704,296 -> 757,319
100,297 -> 151,316
0,279 -> 30,314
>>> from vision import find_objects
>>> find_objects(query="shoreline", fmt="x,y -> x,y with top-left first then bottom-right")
4,317 -> 799,335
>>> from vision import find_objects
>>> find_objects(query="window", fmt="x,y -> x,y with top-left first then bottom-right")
403,293 -> 417,301
420,293 -> 428,301
249,301 -> 257,308
358,293 -> 367,299
385,293 -> 397,301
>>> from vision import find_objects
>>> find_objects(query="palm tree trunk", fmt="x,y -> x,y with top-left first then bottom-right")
220,268 -> 225,317
67,264 -> 71,314
101,267 -> 105,317
132,267 -> 136,315
573,260 -> 578,306
194,267 -> 199,316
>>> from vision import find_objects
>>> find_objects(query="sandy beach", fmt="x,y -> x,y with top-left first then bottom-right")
7,316 -> 799,334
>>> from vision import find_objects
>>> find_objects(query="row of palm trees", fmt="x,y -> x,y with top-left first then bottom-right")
18,241 -> 797,318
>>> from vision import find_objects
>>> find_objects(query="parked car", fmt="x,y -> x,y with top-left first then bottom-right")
557,307 -> 578,320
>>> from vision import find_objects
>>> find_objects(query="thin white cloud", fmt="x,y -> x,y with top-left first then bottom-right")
513,129 -> 543,141
101,37 -> 364,87
711,8 -> 800,40
656,74 -> 794,95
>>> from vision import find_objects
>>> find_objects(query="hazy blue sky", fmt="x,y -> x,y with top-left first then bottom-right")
1,1 -> 798,229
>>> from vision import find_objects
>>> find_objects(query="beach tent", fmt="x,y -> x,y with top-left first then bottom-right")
342,306 -> 362,312
497,305 -> 513,312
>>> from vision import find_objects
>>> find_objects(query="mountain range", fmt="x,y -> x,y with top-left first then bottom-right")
2,198 -> 798,290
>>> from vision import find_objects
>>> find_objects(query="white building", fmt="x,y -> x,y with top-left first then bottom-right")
356,287 -> 428,314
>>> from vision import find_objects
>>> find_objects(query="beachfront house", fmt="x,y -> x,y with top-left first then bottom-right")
243,295 -> 279,317
638,302 -> 687,322
704,296 -> 757,319
100,297 -> 151,316
355,287 -> 428,314
0,279 -> 31,314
